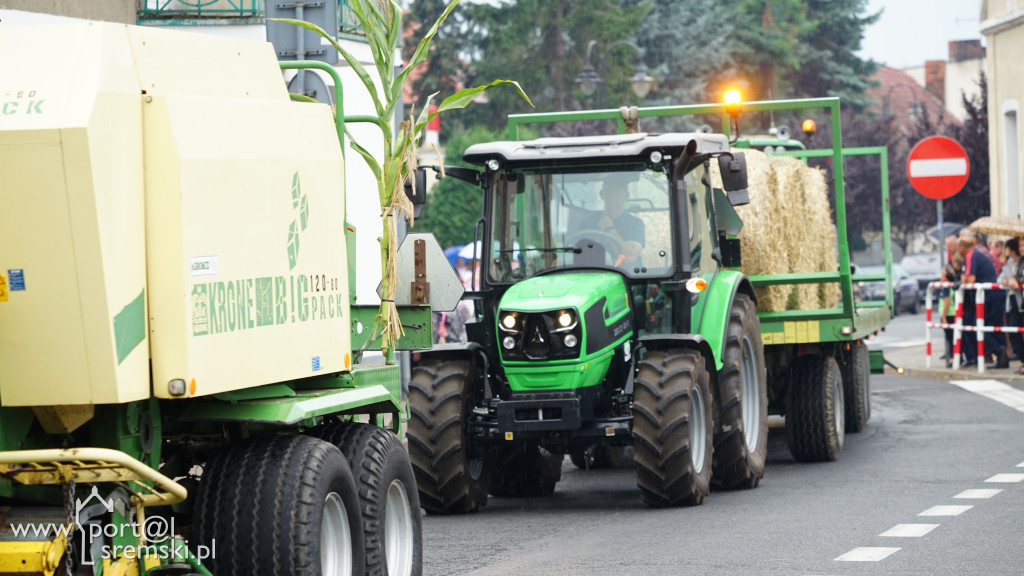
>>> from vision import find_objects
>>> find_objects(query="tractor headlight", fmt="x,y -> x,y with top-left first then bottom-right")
503,336 -> 516,349
564,334 -> 578,348
558,311 -> 573,327
502,313 -> 517,329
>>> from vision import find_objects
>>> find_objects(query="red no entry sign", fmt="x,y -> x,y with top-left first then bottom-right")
907,136 -> 970,200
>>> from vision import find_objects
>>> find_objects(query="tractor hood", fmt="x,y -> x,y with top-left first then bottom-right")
500,273 -> 628,313
496,272 -> 633,373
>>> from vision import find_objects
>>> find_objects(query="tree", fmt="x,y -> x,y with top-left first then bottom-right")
944,72 -> 989,225
628,0 -> 735,131
405,0 -> 645,132
726,0 -> 814,102
788,0 -> 881,112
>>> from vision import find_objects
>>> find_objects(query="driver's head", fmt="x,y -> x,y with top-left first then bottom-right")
600,173 -> 636,211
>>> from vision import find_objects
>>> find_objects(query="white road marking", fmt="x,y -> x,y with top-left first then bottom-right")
919,505 -> 973,516
909,157 -> 968,178
955,488 -> 1003,499
985,473 -> 1024,483
879,524 -> 939,538
1017,461 -> 1024,468
950,380 -> 1024,413
835,547 -> 901,562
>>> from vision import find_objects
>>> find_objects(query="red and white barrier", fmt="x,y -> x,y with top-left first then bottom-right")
925,281 -> 1017,373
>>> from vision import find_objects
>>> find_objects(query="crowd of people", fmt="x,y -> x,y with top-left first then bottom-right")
939,228 -> 1024,373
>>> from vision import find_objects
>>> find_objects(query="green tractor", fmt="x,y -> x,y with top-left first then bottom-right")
409,132 -> 769,511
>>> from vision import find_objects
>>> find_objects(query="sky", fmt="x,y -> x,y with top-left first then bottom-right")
859,0 -> 984,69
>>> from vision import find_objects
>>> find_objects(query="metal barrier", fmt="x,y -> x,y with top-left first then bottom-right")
925,281 -> 1019,373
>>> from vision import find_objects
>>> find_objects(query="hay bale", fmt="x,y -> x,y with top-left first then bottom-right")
711,149 -> 837,312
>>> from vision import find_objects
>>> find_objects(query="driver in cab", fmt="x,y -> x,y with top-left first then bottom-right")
582,176 -> 645,268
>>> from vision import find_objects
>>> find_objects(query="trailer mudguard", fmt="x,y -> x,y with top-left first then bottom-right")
693,270 -> 755,371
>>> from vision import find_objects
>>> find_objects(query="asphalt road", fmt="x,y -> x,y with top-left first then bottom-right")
421,352 -> 1024,575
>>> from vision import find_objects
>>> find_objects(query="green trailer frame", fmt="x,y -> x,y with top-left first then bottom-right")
505,97 -> 893,360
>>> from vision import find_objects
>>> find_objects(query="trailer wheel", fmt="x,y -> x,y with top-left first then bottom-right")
838,342 -> 871,433
632,348 -> 714,507
314,423 -> 422,576
711,293 -> 768,490
489,445 -> 562,497
407,359 -> 489,514
785,354 -> 845,462
193,435 -> 364,576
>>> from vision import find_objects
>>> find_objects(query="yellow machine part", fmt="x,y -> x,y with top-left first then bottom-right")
0,536 -> 67,576
0,22 -> 352,406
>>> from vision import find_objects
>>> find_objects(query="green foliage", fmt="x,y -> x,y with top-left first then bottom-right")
627,0 -> 733,131
406,0 -> 644,132
789,0 -> 881,112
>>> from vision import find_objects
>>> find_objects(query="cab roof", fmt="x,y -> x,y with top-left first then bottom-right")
463,132 -> 730,167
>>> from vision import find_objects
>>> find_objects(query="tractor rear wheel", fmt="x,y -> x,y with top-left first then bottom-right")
632,348 -> 714,507
407,359 -> 489,514
193,435 -> 365,576
785,354 -> 845,462
712,293 -> 768,490
838,342 -> 871,433
488,445 -> 563,497
313,422 -> 422,576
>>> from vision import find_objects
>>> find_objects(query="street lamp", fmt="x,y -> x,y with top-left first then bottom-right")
575,40 -> 653,108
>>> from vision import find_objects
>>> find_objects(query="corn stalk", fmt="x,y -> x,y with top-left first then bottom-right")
276,0 -> 530,361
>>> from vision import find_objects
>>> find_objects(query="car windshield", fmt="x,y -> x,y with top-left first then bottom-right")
487,166 -> 679,282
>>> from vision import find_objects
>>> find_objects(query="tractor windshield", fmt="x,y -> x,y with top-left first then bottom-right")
487,166 -> 677,282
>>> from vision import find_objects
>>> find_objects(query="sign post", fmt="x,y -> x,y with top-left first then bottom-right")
907,136 -> 970,265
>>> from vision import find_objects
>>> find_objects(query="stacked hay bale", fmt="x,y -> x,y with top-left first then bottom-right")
711,149 -> 838,312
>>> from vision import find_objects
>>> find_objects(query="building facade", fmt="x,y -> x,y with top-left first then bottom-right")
981,0 -> 1024,219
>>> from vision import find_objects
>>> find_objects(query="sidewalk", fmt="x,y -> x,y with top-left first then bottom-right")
883,344 -> 1024,381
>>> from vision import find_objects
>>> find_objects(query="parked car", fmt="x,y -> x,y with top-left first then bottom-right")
901,252 -> 942,301
858,264 -> 921,315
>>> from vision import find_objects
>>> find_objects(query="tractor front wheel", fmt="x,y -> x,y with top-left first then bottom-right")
407,359 -> 489,514
632,348 -> 714,507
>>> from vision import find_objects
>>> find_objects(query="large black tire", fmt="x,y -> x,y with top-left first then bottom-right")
631,348 -> 714,507
407,359 -> 489,514
785,354 -> 845,462
838,342 -> 871,433
193,435 -> 365,576
488,445 -> 563,497
712,293 -> 769,490
313,422 -> 423,576
568,444 -> 629,470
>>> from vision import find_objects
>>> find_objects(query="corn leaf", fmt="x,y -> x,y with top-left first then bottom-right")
346,130 -> 382,181
394,0 -> 461,91
437,80 -> 533,115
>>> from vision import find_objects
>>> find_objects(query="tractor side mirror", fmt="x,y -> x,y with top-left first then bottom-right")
718,152 -> 748,193
405,167 -> 429,218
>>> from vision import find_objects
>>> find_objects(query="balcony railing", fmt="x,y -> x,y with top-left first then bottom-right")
138,0 -> 365,37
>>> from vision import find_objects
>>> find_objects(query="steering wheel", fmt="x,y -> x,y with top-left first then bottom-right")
567,229 -> 625,265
